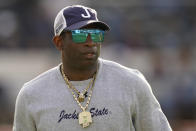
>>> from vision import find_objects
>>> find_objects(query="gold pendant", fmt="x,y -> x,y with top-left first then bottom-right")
78,93 -> 85,102
79,111 -> 92,128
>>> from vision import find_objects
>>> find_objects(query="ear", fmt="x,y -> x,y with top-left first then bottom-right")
53,36 -> 63,50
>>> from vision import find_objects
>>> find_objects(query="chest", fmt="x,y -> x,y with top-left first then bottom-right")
31,81 -> 135,131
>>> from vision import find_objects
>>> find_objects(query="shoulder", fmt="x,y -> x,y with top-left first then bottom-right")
99,58 -> 151,94
99,58 -> 146,81
18,65 -> 60,97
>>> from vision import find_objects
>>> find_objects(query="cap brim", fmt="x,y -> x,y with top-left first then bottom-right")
65,20 -> 110,31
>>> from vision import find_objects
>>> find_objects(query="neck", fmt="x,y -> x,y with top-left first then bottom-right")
61,61 -> 98,81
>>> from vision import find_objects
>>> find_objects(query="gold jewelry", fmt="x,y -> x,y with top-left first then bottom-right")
63,74 -> 94,102
61,64 -> 98,128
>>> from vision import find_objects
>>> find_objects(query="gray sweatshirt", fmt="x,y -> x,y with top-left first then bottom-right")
13,58 -> 172,131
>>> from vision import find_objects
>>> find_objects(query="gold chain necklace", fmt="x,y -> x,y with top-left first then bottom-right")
60,64 -> 98,128
65,74 -> 94,102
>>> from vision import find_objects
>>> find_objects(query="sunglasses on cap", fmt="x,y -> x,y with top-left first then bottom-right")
69,29 -> 105,43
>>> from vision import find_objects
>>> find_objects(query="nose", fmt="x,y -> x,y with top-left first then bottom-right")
85,34 -> 96,46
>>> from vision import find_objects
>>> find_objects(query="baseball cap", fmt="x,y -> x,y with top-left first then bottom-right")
54,5 -> 110,36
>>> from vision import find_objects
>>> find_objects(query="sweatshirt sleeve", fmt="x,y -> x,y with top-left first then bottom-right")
13,85 -> 36,131
132,72 -> 172,131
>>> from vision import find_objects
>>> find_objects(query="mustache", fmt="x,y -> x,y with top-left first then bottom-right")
81,47 -> 98,54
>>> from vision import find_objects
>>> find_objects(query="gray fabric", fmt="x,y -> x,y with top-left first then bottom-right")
13,58 -> 172,131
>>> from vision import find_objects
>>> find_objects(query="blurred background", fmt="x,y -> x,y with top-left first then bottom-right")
0,0 -> 196,130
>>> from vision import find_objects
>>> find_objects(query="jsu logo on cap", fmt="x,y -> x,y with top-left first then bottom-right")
81,8 -> 91,18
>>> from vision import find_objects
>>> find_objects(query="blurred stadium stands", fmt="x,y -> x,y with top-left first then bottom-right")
0,0 -> 196,130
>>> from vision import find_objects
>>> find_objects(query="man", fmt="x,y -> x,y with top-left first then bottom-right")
13,5 -> 172,131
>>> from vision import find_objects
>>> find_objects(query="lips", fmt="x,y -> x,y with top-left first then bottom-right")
82,50 -> 97,59
82,47 -> 97,54
84,52 -> 96,59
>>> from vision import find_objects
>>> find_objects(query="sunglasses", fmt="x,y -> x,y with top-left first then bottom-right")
70,29 -> 105,43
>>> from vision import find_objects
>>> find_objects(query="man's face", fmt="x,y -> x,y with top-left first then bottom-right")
61,28 -> 101,70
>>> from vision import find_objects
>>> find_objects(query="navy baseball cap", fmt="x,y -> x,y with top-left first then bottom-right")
54,5 -> 110,36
